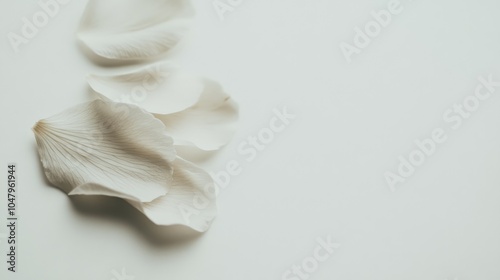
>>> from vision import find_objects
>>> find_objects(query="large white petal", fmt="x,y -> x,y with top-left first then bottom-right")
89,63 -> 239,151
78,0 -> 194,60
33,99 -> 176,202
155,78 -> 239,151
127,157 -> 217,232
88,63 -> 203,114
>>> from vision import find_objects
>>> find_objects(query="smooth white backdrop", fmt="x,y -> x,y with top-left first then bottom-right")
1,0 -> 500,279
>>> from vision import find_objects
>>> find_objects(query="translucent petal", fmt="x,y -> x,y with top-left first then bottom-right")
155,78 -> 239,151
88,63 -> 203,114
89,63 -> 239,152
33,99 -> 176,202
127,157 -> 217,232
78,0 -> 194,60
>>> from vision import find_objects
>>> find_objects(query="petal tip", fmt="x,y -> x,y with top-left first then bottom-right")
32,120 -> 46,134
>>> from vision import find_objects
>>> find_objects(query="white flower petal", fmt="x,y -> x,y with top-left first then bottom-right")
155,78 -> 239,151
78,0 -> 194,60
88,63 -> 203,114
33,99 -> 176,202
127,157 -> 217,232
89,63 -> 239,151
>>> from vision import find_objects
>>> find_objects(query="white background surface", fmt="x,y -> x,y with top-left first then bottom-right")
1,0 -> 500,279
